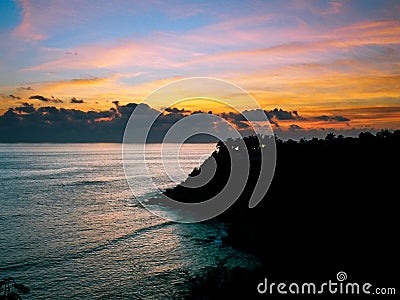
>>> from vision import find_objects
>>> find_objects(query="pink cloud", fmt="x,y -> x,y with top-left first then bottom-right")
22,40 -> 189,72
11,0 -> 133,42
13,0 -> 46,41
20,16 -> 400,81
177,13 -> 301,47
287,0 -> 343,16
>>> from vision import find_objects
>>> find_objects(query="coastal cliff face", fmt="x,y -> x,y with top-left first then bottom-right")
165,131 -> 399,299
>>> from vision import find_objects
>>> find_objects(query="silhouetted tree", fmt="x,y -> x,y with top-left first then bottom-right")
325,132 -> 336,141
0,278 -> 29,300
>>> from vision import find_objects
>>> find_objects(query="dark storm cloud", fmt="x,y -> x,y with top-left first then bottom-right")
114,102 -> 139,117
0,102 -> 166,142
185,108 -> 290,133
164,107 -> 190,113
218,111 -> 253,134
229,108 -> 350,127
289,124 -> 303,130
314,115 -> 350,122
8,94 -> 21,100
266,108 -> 299,120
216,108 -> 299,131
15,103 -> 35,113
0,101 -> 354,142
220,111 -> 246,121
29,95 -> 51,102
70,97 -> 85,104
1,94 -> 21,100
212,109 -> 352,136
29,94 -> 63,103
228,108 -> 300,122
17,86 -> 33,91
51,96 -> 64,103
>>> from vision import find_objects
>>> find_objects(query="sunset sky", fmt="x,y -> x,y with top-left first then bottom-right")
0,0 -> 399,136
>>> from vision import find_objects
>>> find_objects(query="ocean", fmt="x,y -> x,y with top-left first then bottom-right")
0,143 -> 254,299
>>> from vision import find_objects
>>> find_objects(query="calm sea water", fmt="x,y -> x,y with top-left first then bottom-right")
0,143 -> 254,299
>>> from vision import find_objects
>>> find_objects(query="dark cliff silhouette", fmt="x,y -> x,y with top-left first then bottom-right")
163,130 -> 399,299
